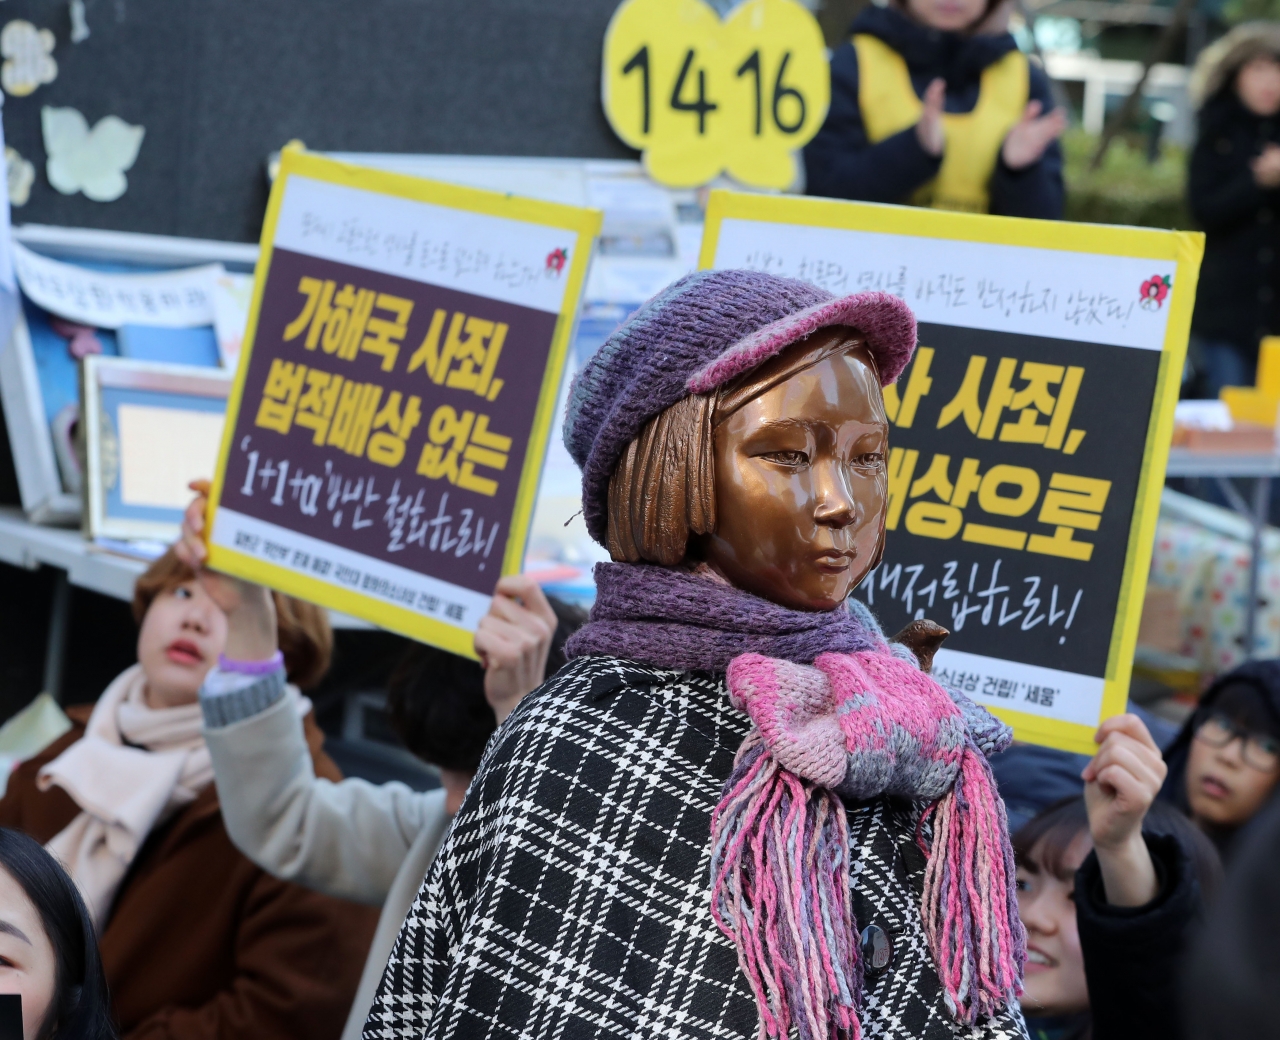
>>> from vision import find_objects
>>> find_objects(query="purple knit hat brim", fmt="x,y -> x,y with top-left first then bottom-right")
687,291 -> 916,394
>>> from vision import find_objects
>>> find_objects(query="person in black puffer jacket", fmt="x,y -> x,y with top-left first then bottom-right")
1187,23 -> 1280,397
804,0 -> 1064,218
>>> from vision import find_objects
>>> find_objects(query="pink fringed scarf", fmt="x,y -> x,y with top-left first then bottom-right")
709,651 -> 1024,1040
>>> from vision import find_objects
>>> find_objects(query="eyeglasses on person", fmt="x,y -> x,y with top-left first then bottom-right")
1194,712 -> 1280,772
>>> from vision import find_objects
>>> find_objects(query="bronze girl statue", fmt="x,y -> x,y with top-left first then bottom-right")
364,270 -> 1027,1040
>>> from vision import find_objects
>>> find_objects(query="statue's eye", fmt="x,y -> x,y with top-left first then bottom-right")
853,451 -> 885,467
762,450 -> 808,467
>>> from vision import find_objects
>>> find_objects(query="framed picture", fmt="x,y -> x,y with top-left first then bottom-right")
0,310 -> 77,523
0,225 -> 255,525
82,355 -> 232,542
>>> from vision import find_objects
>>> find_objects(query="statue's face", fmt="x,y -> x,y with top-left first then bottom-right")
703,341 -> 888,611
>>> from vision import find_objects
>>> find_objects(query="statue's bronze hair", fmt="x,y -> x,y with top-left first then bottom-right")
607,393 -> 716,565
605,328 -> 874,566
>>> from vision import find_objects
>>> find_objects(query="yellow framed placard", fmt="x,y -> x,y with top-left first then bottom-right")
206,148 -> 602,658
701,190 -> 1203,754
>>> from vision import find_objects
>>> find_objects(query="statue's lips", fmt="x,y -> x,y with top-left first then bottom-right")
812,551 -> 854,572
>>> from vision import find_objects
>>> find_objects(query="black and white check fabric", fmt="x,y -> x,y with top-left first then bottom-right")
363,656 -> 1028,1040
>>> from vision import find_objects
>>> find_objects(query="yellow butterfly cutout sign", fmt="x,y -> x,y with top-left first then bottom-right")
602,0 -> 830,190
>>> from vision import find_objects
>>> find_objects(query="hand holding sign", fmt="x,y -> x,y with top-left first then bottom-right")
183,481 -> 558,707
178,479 -> 279,662
602,0 -> 829,188
1082,713 -> 1167,907
476,575 -> 558,723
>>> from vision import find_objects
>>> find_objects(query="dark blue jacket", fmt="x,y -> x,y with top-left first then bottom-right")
803,5 -> 1064,219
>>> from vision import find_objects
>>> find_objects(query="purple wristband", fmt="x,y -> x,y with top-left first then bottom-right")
217,650 -> 284,676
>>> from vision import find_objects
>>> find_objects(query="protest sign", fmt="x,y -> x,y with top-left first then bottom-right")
206,148 -> 601,657
701,190 -> 1203,753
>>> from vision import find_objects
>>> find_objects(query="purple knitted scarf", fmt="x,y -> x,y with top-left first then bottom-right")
567,562 -> 1024,1040
564,562 -> 886,670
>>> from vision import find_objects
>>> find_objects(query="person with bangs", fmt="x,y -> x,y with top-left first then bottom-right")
1014,716 -> 1221,1040
1160,659 -> 1280,858
0,827 -> 116,1040
0,549 -> 378,1040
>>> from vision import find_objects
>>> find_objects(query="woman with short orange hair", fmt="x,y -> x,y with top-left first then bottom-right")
0,548 -> 377,1040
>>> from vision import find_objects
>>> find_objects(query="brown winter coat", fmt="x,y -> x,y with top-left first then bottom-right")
0,705 -> 379,1040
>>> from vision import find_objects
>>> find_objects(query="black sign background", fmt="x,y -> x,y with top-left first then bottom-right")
857,322 -> 1163,678
221,247 -> 559,598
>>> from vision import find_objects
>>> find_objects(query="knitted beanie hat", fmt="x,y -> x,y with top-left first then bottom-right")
563,269 -> 917,545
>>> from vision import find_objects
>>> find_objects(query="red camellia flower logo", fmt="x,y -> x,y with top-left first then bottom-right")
1139,274 -> 1172,310
546,247 -> 568,275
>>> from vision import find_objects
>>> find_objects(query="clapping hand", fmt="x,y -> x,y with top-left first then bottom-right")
1001,100 -> 1067,170
916,78 -> 947,158
1252,144 -> 1280,188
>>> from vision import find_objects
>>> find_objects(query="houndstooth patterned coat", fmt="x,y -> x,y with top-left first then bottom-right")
363,656 -> 1028,1040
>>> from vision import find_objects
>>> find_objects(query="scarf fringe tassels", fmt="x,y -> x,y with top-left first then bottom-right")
918,744 -> 1024,1025
710,733 -> 862,1040
710,735 -> 1023,1040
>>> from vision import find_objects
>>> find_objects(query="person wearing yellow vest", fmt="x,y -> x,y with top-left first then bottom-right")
804,0 -> 1066,218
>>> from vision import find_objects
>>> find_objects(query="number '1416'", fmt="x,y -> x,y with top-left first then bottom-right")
620,45 -> 806,136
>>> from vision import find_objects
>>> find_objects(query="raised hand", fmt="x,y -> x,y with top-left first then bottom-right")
1082,713 -> 1167,907
175,479 -> 212,571
916,78 -> 947,158
1001,100 -> 1067,171
474,575 -> 558,724
177,479 -> 277,661
1252,143 -> 1280,188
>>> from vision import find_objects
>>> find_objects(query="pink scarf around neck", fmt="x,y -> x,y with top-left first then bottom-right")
708,650 -> 1025,1040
